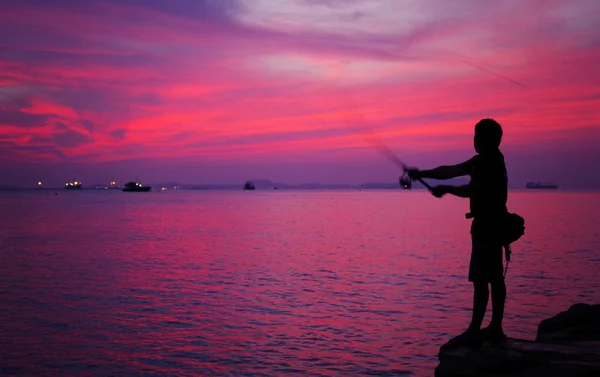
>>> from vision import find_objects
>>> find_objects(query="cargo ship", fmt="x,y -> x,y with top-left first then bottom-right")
526,181 -> 558,189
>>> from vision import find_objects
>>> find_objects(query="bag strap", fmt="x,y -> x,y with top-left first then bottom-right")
503,244 -> 511,277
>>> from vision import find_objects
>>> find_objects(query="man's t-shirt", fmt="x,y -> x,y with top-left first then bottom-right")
463,149 -> 508,221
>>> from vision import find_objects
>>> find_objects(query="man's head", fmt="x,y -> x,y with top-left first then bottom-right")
474,118 -> 502,153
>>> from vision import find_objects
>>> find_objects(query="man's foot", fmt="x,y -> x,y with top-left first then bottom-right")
480,326 -> 507,344
447,329 -> 483,347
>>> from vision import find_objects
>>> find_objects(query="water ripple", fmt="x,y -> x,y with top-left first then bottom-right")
1,190 -> 599,376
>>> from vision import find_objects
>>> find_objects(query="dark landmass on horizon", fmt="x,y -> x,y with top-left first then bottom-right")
0,178 -> 577,191
1,178 -> 470,191
0,180 -> 415,191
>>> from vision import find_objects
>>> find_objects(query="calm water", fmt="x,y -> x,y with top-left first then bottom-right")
1,190 -> 599,376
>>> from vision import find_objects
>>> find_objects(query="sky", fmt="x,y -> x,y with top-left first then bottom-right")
1,0 -> 599,188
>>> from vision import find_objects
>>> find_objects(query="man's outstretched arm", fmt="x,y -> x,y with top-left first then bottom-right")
420,162 -> 471,180
409,159 -> 474,180
432,184 -> 471,198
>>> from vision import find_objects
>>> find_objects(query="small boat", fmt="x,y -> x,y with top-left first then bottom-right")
65,180 -> 82,190
243,181 -> 255,190
526,181 -> 558,189
122,181 -> 151,192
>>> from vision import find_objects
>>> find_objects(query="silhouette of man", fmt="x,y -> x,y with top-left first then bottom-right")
408,118 -> 508,346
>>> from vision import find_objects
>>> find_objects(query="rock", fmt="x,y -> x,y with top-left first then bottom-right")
435,339 -> 600,377
536,303 -> 600,343
436,303 -> 600,377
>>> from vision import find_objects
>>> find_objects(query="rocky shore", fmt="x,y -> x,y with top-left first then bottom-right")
435,303 -> 600,377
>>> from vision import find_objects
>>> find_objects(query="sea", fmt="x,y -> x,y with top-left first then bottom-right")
1,189 -> 599,377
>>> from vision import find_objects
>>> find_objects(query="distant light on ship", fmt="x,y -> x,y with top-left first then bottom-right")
38,181 -> 42,186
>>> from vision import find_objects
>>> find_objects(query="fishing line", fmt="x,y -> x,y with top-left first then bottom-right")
379,45 -> 530,90
458,59 -> 528,89
336,48 -> 528,191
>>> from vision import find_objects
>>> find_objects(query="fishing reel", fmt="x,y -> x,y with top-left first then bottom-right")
399,170 -> 412,189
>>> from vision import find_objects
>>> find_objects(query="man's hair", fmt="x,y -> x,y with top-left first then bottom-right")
475,118 -> 503,148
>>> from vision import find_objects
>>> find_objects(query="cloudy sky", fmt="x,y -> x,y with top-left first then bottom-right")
1,0 -> 599,188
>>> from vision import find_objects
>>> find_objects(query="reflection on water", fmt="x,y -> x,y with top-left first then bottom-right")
1,190 -> 599,376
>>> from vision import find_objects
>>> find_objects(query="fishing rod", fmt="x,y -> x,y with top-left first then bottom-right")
362,127 -> 433,191
345,105 -> 433,191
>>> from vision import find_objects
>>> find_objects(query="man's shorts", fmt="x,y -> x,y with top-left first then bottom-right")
469,232 -> 504,283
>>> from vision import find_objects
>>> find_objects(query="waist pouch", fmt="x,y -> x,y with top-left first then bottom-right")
469,212 -> 525,246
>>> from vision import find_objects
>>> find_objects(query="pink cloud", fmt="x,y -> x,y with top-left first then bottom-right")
1,0 -> 599,187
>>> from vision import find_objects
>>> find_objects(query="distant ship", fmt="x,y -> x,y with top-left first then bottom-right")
122,181 -> 151,192
108,180 -> 120,190
65,180 -> 82,190
243,181 -> 255,190
526,181 -> 558,189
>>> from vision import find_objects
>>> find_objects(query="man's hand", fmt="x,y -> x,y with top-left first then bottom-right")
406,168 -> 422,180
430,185 -> 448,198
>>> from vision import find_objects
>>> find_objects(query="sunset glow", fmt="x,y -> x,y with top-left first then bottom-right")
1,0 -> 599,187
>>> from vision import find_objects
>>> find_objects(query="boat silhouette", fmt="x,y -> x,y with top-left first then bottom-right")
122,181 -> 151,192
65,180 -> 82,190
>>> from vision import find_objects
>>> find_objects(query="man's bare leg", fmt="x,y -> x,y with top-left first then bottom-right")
448,282 -> 488,346
480,280 -> 508,343
490,280 -> 506,330
469,281 -> 489,331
